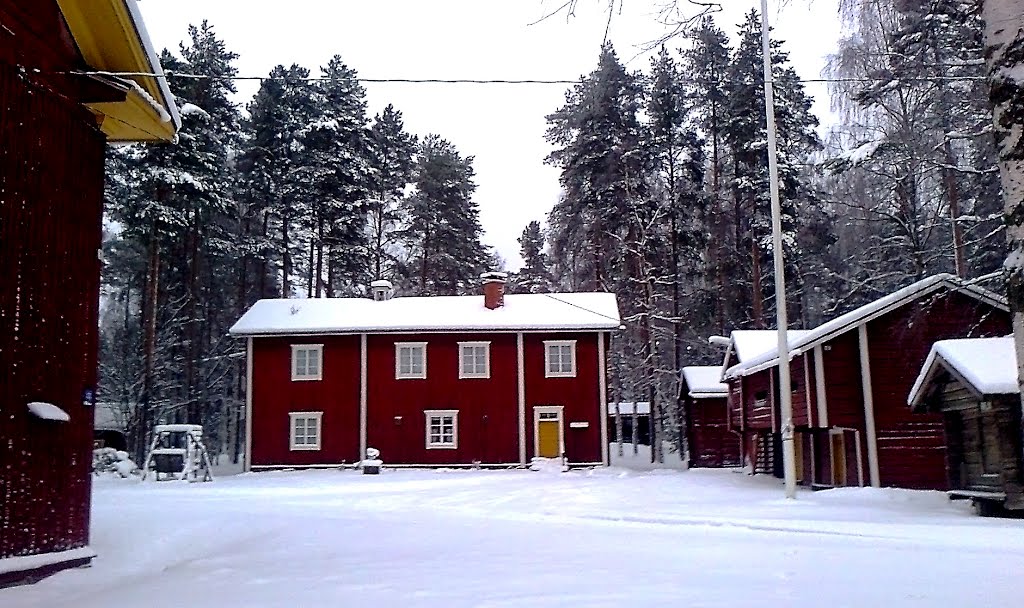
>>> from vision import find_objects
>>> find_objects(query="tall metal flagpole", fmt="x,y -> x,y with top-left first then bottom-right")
759,0 -> 797,499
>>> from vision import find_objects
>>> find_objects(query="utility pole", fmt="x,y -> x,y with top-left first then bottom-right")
759,0 -> 797,499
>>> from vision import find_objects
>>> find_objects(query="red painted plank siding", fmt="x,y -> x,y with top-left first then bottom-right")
522,333 -> 603,464
366,333 -> 520,465
741,370 -> 773,430
248,330 -> 607,467
250,336 -> 362,466
1,59 -> 105,562
865,291 -> 1009,490
818,332 -> 866,429
686,396 -> 741,467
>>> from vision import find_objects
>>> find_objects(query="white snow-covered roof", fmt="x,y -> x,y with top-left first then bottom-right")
94,402 -> 125,431
27,401 -> 70,422
908,336 -> 1019,407
123,0 -> 182,131
230,292 -> 621,336
681,366 -> 728,398
717,329 -> 811,382
725,274 -> 1006,380
608,402 -> 650,415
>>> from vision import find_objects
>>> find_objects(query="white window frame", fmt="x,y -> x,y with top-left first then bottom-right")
291,344 -> 323,381
544,340 -> 577,378
458,341 -> 491,379
395,342 -> 428,379
289,411 -> 323,451
425,409 -> 458,449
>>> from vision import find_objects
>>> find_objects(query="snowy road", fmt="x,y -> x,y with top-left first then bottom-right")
5,465 -> 1024,607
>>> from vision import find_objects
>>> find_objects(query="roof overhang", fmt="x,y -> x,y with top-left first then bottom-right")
907,353 -> 982,412
725,275 -> 1007,381
56,0 -> 180,142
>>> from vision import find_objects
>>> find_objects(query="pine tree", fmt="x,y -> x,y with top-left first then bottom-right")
545,44 -> 646,292
401,134 -> 489,295
510,221 -> 554,293
724,10 -> 821,328
367,104 -> 418,282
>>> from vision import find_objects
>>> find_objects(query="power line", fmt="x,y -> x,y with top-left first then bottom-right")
64,69 -> 989,86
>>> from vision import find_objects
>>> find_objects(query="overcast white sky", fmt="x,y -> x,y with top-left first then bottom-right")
139,0 -> 841,270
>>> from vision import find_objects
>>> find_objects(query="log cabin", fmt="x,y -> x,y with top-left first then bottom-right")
681,366 -> 739,468
230,276 -> 620,469
718,330 -> 810,476
723,274 -> 1009,490
908,336 -> 1024,515
0,0 -> 179,586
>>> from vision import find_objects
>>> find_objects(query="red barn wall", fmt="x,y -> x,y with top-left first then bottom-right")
523,332 -> 603,464
686,396 -> 740,468
366,333 -> 520,465
250,335 -> 362,466
741,370 -> 773,430
866,291 -> 1009,490
0,54 -> 104,564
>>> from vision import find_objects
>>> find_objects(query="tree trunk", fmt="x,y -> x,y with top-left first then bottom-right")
282,210 -> 292,298
751,233 -> 765,328
139,220 -> 161,464
983,0 -> 1024,508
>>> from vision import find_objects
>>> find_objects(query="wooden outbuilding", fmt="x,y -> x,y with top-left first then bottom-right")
231,277 -> 619,469
723,274 -> 1009,490
681,366 -> 739,468
908,336 -> 1024,514
1,0 -> 178,586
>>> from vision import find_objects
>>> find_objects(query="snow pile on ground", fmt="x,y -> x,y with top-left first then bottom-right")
92,449 -> 138,478
529,456 -> 568,473
5,463 -> 1024,607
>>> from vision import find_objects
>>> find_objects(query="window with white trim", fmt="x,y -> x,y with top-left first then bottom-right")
289,412 -> 323,450
425,410 -> 458,449
458,342 -> 490,378
544,340 -> 577,377
395,342 -> 427,379
291,345 -> 323,381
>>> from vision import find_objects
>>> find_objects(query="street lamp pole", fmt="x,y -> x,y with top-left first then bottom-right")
759,0 -> 797,499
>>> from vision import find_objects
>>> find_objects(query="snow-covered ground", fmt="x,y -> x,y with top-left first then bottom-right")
6,459 -> 1024,607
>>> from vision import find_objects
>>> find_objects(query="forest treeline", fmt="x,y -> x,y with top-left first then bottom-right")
101,2 -> 1004,462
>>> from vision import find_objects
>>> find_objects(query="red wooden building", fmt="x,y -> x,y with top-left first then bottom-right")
681,366 -> 740,468
1,0 -> 179,586
230,277 -> 620,469
722,274 -> 1008,490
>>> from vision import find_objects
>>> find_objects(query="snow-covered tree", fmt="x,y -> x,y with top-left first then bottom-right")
510,221 -> 554,293
367,104 -> 418,282
401,134 -> 489,295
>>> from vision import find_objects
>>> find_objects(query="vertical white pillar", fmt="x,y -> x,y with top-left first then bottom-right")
598,332 -> 609,466
244,337 -> 253,472
858,325 -> 881,487
517,332 -> 526,465
360,333 -> 368,462
813,345 -> 829,427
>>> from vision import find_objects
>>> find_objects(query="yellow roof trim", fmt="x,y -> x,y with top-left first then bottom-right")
88,86 -> 177,143
57,0 -> 179,142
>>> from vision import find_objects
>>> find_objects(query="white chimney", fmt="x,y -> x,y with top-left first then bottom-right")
370,280 -> 394,302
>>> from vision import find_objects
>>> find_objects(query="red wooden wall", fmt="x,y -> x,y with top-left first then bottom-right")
250,331 -> 606,467
866,291 -> 1009,489
250,335 -> 362,466
522,332 -> 603,464
1,56 -> 105,562
686,396 -> 740,468
366,332 -> 520,465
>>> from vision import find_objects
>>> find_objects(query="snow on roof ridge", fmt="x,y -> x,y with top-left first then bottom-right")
681,366 -> 728,397
724,274 -> 1005,380
230,291 -> 621,335
908,335 -> 1018,407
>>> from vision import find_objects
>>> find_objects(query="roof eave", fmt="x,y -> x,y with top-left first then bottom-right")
57,0 -> 180,142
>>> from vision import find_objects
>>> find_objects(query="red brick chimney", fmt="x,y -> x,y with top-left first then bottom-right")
481,271 -> 507,310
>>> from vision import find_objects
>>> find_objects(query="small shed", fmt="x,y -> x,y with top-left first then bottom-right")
908,337 -> 1024,514
681,366 -> 739,468
608,402 -> 651,446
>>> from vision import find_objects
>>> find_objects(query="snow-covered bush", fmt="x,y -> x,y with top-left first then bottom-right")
93,448 -> 139,478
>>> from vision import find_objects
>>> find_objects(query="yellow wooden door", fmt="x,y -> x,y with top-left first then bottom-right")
831,432 -> 847,487
538,420 -> 560,457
